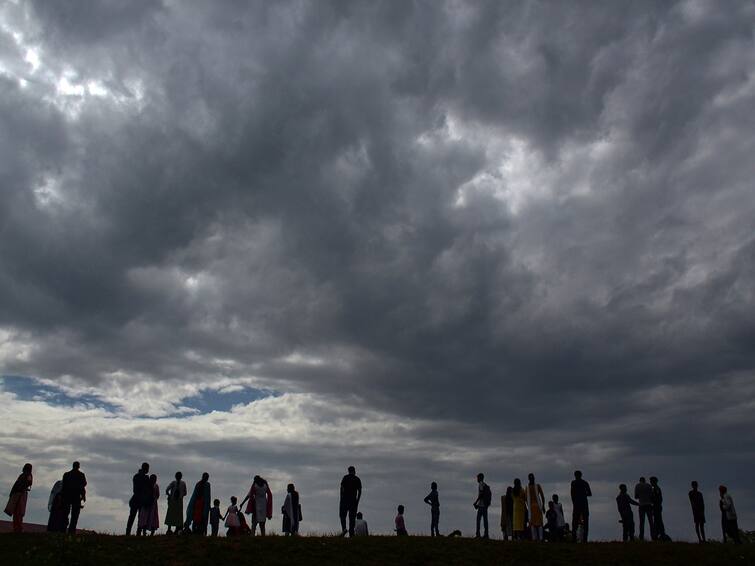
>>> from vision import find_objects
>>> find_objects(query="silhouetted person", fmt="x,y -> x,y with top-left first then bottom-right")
240,475 -> 272,536
395,504 -> 408,536
552,494 -> 566,539
423,482 -> 440,536
616,484 -> 638,542
634,476 -> 654,540
526,473 -> 546,541
223,496 -> 241,536
649,476 -> 667,540
4,463 -> 32,533
719,485 -> 741,544
512,478 -> 526,540
127,462 -> 150,535
165,471 -> 186,534
137,474 -> 159,536
282,483 -> 300,536
47,479 -> 68,532
501,486 -> 513,540
185,472 -> 211,534
339,466 -> 362,537
473,472 -> 491,539
354,512 -> 369,536
545,501 -> 560,541
210,499 -> 221,536
61,461 -> 87,534
688,481 -> 706,543
570,470 -> 591,542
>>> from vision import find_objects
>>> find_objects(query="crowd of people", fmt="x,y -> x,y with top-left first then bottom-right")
3,462 -> 745,544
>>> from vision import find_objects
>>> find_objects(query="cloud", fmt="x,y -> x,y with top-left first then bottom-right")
1,0 -> 754,539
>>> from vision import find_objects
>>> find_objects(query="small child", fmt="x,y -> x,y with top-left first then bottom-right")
395,505 -> 408,536
209,499 -> 222,537
354,512 -> 369,536
224,496 -> 241,536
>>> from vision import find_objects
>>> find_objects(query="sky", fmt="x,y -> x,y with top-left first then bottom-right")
1,0 -> 754,540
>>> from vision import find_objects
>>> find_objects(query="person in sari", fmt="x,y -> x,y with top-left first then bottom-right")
282,483 -> 300,536
526,473 -> 546,541
241,475 -> 273,536
4,463 -> 33,533
164,471 -> 187,534
47,479 -> 68,532
500,486 -> 513,540
138,474 -> 160,536
184,473 -> 211,535
511,478 -> 527,540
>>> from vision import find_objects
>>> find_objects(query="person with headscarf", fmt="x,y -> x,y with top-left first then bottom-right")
47,479 -> 68,532
4,463 -> 33,533
184,473 -> 211,535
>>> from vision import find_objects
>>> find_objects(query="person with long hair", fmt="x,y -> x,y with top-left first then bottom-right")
4,463 -> 33,533
526,473 -> 546,541
241,475 -> 273,536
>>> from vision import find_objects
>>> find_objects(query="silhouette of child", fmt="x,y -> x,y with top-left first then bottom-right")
224,496 -> 241,536
395,505 -> 408,536
210,499 -> 221,536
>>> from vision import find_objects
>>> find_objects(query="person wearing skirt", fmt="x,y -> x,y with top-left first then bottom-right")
138,474 -> 160,535
4,464 -> 33,533
164,472 -> 186,534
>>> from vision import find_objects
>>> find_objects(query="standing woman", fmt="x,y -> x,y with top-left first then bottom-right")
185,473 -> 211,535
281,483 -> 301,536
4,463 -> 33,533
512,478 -> 527,540
500,486 -> 514,541
47,479 -> 68,532
165,472 -> 187,534
138,474 -> 160,536
242,475 -> 273,536
526,473 -> 546,541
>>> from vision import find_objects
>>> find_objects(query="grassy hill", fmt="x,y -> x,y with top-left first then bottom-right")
1,534 -> 753,565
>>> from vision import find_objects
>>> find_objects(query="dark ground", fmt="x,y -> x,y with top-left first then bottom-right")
1,534 -> 753,566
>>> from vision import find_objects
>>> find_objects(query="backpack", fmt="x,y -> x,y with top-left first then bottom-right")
482,483 -> 492,506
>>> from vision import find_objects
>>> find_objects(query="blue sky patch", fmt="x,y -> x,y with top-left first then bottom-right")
1,375 -> 119,412
180,386 -> 279,413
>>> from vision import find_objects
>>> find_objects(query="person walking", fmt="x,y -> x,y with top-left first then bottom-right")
127,463 -> 150,535
501,487 -> 514,540
185,472 -> 211,535
649,477 -> 667,540
570,470 -> 591,542
61,462 -> 87,534
526,473 -> 546,541
473,473 -> 491,539
241,475 -> 272,536
4,463 -> 33,533
512,479 -> 527,540
616,484 -> 638,541
719,485 -> 741,544
423,482 -> 440,537
282,483 -> 301,536
339,466 -> 362,537
688,481 -> 706,543
634,477 -> 654,541
164,471 -> 187,534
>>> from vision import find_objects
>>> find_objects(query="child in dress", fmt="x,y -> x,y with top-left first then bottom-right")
224,496 -> 241,536
209,499 -> 222,536
395,505 -> 408,536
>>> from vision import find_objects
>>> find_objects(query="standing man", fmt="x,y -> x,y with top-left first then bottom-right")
339,466 -> 362,537
570,470 -> 592,542
616,484 -> 638,542
688,481 -> 706,543
649,476 -> 667,540
61,462 -> 87,534
719,485 -> 741,544
473,473 -> 491,539
634,477 -> 654,540
126,462 -> 150,535
423,481 -> 440,537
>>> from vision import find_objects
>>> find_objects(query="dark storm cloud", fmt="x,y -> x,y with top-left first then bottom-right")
2,0 -> 755,537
